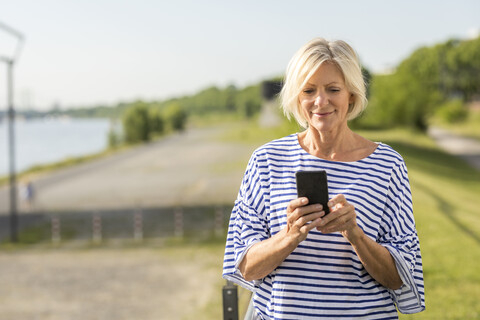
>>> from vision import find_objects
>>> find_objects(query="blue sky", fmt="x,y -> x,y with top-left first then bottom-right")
0,0 -> 479,110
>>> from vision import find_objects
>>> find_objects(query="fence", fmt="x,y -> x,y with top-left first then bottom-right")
0,205 -> 233,243
0,204 -> 252,319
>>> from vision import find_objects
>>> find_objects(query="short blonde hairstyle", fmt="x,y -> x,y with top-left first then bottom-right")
279,38 -> 367,128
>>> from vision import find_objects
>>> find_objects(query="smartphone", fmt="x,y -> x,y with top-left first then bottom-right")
295,170 -> 330,215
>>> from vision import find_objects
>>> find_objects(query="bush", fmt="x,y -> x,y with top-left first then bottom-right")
164,103 -> 187,132
149,108 -> 165,136
435,99 -> 468,123
122,102 -> 151,143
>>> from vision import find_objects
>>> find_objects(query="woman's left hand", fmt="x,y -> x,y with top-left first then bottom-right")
316,194 -> 363,244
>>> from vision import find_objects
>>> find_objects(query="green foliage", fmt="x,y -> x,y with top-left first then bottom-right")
164,103 -> 187,132
435,99 -> 468,123
148,108 -> 165,136
122,101 -> 151,143
360,36 -> 480,131
362,66 -> 372,98
444,37 -> 480,101
235,85 -> 262,119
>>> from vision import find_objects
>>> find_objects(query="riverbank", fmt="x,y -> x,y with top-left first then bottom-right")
0,146 -> 124,187
0,125 -> 255,214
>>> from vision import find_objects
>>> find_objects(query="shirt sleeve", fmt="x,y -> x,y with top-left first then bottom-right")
378,160 -> 426,314
222,153 -> 270,291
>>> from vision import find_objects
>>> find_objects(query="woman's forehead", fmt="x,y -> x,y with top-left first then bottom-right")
304,62 -> 345,86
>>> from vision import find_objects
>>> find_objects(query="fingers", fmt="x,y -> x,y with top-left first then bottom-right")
287,198 -> 324,224
286,194 -> 358,239
327,194 -> 348,211
285,197 -> 325,241
317,194 -> 356,234
286,197 -> 309,213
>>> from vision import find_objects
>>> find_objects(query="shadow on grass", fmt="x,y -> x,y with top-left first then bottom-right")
414,181 -> 480,245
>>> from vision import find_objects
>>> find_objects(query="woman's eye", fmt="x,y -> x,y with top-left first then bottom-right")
303,89 -> 314,94
329,88 -> 340,93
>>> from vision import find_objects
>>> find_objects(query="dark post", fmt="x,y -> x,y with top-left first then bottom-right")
7,60 -> 18,242
222,280 -> 239,320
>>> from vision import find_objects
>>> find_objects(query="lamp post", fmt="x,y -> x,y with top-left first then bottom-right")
0,21 -> 24,242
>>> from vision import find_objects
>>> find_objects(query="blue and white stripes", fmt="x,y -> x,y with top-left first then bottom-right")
223,134 -> 425,319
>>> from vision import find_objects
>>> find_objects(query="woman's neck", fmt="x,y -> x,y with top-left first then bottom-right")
299,124 -> 368,161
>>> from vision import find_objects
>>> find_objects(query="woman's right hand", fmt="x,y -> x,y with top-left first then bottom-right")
285,197 -> 325,245
240,197 -> 325,281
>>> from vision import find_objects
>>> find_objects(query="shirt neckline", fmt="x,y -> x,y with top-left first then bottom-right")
294,133 -> 381,164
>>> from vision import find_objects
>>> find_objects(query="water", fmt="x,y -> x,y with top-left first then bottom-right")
0,117 -> 111,176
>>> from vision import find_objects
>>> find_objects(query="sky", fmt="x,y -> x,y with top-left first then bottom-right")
0,0 -> 479,111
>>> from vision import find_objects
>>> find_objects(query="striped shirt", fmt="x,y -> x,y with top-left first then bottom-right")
223,134 -> 425,319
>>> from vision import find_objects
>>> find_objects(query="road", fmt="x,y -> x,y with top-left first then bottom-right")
0,126 -> 256,214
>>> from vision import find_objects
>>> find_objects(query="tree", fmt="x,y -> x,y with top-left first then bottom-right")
149,108 -> 164,136
359,37 -> 480,131
445,37 -> 480,101
236,84 -> 262,119
122,102 -> 150,143
164,103 -> 187,132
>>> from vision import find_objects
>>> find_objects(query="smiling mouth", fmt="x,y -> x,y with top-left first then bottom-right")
312,111 -> 334,117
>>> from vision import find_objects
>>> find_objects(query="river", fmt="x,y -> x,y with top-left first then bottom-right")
0,117 -> 112,176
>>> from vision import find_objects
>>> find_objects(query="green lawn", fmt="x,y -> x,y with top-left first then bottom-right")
358,129 -> 480,319
208,123 -> 480,319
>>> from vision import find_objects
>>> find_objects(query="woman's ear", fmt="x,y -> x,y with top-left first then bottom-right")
349,93 -> 355,104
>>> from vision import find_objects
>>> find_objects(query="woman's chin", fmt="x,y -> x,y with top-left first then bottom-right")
309,120 -> 337,133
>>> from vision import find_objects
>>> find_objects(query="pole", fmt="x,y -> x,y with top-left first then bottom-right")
0,21 -> 24,243
222,280 -> 239,320
7,59 -> 18,242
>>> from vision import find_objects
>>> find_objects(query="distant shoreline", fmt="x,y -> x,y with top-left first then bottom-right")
0,118 -> 113,182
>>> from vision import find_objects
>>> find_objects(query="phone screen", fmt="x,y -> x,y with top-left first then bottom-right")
295,170 -> 330,214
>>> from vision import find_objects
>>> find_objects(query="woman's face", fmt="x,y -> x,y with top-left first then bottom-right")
298,62 -> 353,133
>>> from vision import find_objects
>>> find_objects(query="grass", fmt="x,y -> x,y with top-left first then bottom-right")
358,129 -> 480,319
0,146 -> 129,187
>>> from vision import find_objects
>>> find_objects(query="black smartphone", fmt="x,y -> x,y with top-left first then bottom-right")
295,170 -> 330,215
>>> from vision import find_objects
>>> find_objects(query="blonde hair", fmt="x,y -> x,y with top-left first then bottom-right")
279,38 -> 367,128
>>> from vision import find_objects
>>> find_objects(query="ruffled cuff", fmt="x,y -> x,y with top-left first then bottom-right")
385,245 -> 425,314
223,240 -> 261,292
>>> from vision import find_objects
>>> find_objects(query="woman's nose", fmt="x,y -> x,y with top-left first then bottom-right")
314,93 -> 328,106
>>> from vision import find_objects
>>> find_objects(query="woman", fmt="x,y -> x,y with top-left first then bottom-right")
223,38 -> 425,319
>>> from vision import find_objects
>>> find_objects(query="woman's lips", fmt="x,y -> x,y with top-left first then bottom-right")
312,111 -> 334,118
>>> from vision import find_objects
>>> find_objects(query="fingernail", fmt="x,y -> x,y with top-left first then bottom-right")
302,198 -> 307,204
316,204 -> 323,210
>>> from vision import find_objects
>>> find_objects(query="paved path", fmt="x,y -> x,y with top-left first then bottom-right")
0,245 -> 225,320
428,127 -> 480,171
0,126 -> 255,214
